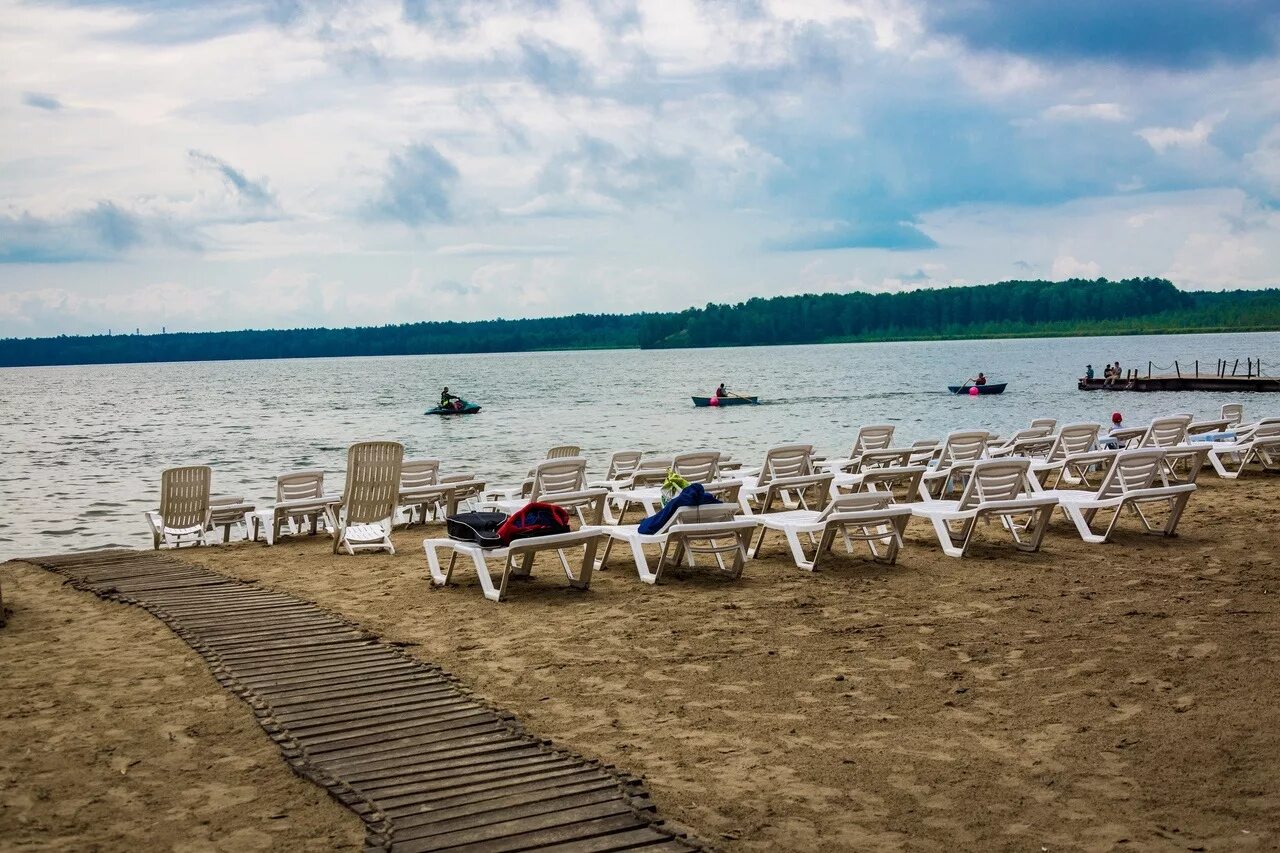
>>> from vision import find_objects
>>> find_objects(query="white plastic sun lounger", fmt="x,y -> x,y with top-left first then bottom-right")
816,425 -> 895,473
590,504 -> 756,584
911,459 -> 1058,558
1139,416 -> 1192,449
145,465 -> 212,549
749,493 -> 913,570
252,470 -> 340,545
919,430 -> 990,500
1220,404 -> 1244,428
1206,422 -> 1280,479
397,458 -> 486,526
1029,423 -> 1101,486
588,449 -> 644,490
738,444 -> 833,514
604,451 -> 732,522
479,457 -> 609,525
1038,449 -> 1196,543
207,495 -> 257,543
326,441 -> 403,555
424,529 -> 603,602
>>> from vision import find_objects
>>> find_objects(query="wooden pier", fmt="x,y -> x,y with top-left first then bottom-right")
1079,375 -> 1280,392
1080,357 -> 1278,392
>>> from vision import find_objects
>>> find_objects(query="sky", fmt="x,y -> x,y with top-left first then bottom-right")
1,0 -> 1279,337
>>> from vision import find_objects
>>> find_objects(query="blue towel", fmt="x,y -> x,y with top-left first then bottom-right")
638,483 -> 721,535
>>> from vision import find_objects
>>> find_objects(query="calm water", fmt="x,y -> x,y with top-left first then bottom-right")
1,331 -> 1276,558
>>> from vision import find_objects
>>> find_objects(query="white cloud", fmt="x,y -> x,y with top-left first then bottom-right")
1050,255 -> 1101,279
1041,102 -> 1127,122
1137,112 -> 1225,153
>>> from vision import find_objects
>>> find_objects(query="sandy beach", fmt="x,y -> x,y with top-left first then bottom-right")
3,474 -> 1279,851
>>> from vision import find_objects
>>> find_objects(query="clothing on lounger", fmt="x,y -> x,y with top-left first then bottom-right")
638,483 -> 721,535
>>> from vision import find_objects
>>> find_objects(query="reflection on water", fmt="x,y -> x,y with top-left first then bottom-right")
1,330 -> 1276,557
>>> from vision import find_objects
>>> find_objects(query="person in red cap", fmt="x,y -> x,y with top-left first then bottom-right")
1110,411 -> 1124,432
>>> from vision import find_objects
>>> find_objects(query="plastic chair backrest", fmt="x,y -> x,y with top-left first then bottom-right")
160,465 -> 211,528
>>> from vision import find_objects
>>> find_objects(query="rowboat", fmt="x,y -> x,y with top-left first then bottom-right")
692,395 -> 758,407
948,383 -> 1007,395
426,400 -> 482,415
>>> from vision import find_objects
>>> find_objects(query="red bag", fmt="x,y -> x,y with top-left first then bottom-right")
496,502 -> 571,545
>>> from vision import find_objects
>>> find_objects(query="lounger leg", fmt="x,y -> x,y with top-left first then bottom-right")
929,516 -> 966,558
629,538 -> 659,584
1062,504 -> 1108,544
566,539 -> 597,590
424,542 -> 455,586
784,529 -> 815,572
750,524 -> 770,558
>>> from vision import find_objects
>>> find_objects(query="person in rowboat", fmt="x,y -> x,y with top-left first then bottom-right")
715,383 -> 728,398
963,372 -> 987,387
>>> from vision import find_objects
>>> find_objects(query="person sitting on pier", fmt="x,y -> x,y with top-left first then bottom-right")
1103,364 -> 1114,385
1086,364 -> 1094,382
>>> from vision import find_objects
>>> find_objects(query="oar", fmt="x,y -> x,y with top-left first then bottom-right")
729,391 -> 759,404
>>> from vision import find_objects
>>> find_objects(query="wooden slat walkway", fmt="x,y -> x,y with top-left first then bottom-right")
20,550 -> 703,853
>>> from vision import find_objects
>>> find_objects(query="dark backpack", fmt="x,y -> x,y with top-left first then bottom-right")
446,511 -> 508,548
497,502 -> 571,545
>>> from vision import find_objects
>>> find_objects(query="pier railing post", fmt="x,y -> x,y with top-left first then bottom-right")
1148,361 -> 1152,378
1195,359 -> 1199,377
1175,360 -> 1180,378
1232,358 -> 1239,376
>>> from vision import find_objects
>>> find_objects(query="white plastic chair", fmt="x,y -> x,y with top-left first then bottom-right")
327,441 -> 403,555
144,465 -> 212,549
1220,404 -> 1244,428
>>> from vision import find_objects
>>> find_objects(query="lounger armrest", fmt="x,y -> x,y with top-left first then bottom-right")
275,495 -> 338,513
668,520 -> 758,536
975,496 -> 1059,513
540,487 -> 610,504
1061,449 -> 1119,468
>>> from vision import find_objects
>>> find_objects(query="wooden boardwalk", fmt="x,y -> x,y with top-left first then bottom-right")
22,550 -> 702,853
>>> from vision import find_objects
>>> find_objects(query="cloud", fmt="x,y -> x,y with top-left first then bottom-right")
188,149 -> 277,208
0,202 -> 146,263
924,0 -> 1280,70
516,135 -> 695,217
436,243 -> 569,256
21,92 -> 63,111
1051,255 -> 1102,279
367,143 -> 460,225
1040,103 -> 1127,123
1137,115 -> 1222,153
769,220 -> 938,252
518,37 -> 589,94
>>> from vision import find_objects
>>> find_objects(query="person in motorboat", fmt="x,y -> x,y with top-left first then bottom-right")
1085,364 -> 1094,382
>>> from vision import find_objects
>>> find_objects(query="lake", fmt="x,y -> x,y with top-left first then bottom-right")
1,330 -> 1276,557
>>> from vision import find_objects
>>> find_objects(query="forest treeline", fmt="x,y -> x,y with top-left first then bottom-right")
2,278 -> 1277,367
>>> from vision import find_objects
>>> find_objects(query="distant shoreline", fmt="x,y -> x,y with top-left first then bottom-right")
1,323 -> 1276,370
2,277 -> 1278,368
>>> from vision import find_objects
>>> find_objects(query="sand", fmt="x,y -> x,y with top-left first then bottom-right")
3,475 -> 1279,851
0,562 -> 363,851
